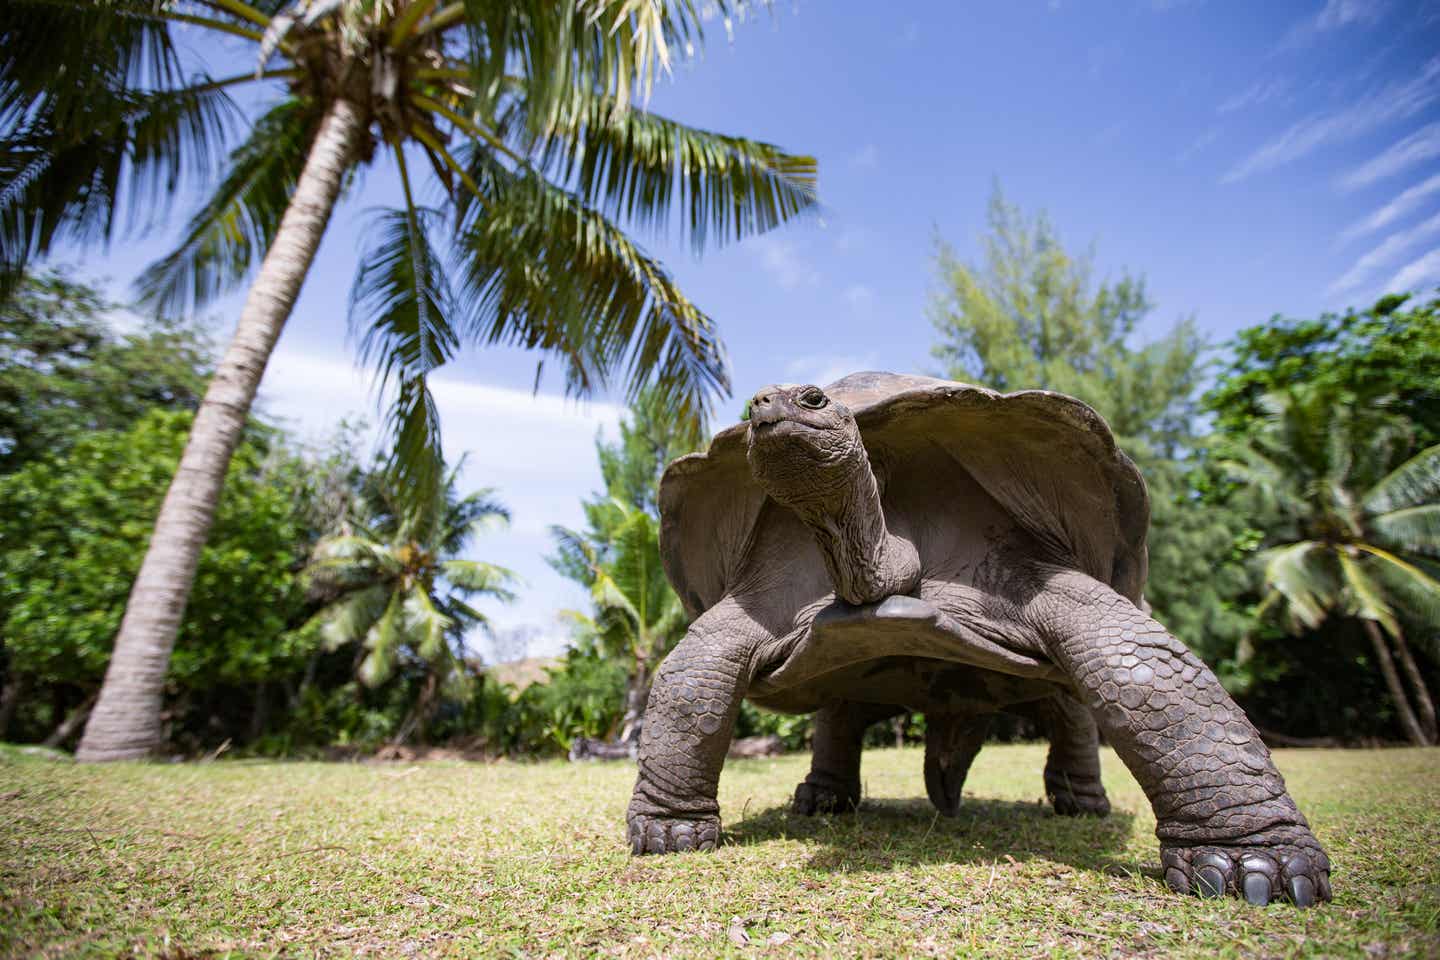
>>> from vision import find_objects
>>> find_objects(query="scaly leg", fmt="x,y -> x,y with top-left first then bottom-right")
1034,570 -> 1331,906
793,700 -> 903,814
1013,693 -> 1111,817
627,600 -> 756,855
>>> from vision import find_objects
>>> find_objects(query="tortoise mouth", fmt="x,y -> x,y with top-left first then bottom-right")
749,419 -> 824,439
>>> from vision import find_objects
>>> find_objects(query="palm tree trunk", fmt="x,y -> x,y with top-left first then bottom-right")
1363,619 -> 1430,746
1391,627 -> 1438,744
76,96 -> 368,762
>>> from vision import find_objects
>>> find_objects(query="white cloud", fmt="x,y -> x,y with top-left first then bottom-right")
849,143 -> 880,169
832,224 -> 870,253
1176,125 -> 1221,164
1338,172 -> 1440,244
1221,56 -> 1440,183
1337,121 -> 1440,191
783,353 -> 879,388
750,235 -> 820,290
1279,0 -> 1388,48
1386,246 -> 1440,293
257,346 -> 625,650
1216,77 -> 1289,114
1314,0 -> 1388,29
1329,209 -> 1440,294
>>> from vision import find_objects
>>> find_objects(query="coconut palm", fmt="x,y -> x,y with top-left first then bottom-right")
551,498 -> 686,741
1226,388 -> 1440,746
305,467 -> 518,743
0,0 -> 816,759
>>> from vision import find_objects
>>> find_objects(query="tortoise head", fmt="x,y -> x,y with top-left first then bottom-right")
744,383 -> 868,511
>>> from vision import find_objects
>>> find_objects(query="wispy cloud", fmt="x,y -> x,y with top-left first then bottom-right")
1280,0 -> 1388,48
1177,125 -> 1221,164
1338,172 -> 1440,244
1329,209 -> 1440,295
750,236 -> 820,290
1217,77 -> 1289,114
783,353 -> 879,388
1386,246 -> 1440,293
1221,56 -> 1440,183
1337,121 -> 1440,191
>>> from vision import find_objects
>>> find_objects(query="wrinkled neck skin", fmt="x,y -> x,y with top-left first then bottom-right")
769,450 -> 921,607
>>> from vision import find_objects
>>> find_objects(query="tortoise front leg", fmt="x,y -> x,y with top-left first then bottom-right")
793,700 -> 903,815
1035,570 -> 1331,906
627,602 -> 755,855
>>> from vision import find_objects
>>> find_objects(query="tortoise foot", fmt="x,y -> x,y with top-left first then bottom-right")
792,779 -> 860,815
1045,769 -> 1110,817
627,813 -> 720,855
1160,828 -> 1332,907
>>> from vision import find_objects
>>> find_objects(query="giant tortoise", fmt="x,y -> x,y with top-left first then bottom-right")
626,372 -> 1331,907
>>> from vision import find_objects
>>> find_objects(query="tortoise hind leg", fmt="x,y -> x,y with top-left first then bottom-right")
1013,694 -> 1111,817
794,700 -> 902,815
924,712 -> 992,816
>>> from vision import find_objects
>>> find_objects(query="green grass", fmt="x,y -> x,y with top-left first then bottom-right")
2,744 -> 1437,958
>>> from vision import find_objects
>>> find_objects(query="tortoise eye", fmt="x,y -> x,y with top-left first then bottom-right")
796,387 -> 828,410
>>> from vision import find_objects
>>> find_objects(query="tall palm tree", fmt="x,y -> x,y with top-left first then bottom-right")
305,468 -> 518,743
0,1 -> 816,759
551,498 -> 686,741
1226,388 -> 1440,745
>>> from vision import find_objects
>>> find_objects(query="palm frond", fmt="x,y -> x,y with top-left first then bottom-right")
1364,444 -> 1440,517
440,558 -> 518,601
1258,540 -> 1338,632
1,81 -> 239,297
548,523 -> 601,586
453,153 -> 729,432
137,97 -> 318,315
1336,549 -> 1399,637
402,583 -> 453,662
1367,551 -> 1440,640
1371,504 -> 1440,557
350,202 -> 458,513
310,582 -> 390,651
360,590 -> 405,686
511,85 -> 816,252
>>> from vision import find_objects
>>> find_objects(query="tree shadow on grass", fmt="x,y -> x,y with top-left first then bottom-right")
724,795 -> 1147,879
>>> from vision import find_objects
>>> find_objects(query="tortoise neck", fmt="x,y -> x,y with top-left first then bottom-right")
790,455 -> 920,606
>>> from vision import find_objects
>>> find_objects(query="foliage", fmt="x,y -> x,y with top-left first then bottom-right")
0,269 -> 210,471
2,0 -> 818,511
303,466 -> 518,742
1217,386 -> 1440,744
1205,292 -> 1440,445
0,409 -> 309,695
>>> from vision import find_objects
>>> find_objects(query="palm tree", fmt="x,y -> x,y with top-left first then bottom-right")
304,467 -> 518,743
551,498 -> 686,741
1226,388 -> 1440,746
1,1 -> 816,759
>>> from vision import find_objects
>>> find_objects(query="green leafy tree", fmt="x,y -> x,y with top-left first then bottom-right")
927,188 -> 1239,652
1206,293 -> 1440,446
0,270 -> 210,471
304,467 -> 518,744
1222,388 -> 1440,746
1,0 -> 816,760
0,409 -> 308,742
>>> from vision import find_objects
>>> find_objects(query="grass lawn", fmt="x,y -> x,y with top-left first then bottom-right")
2,743 -> 1437,958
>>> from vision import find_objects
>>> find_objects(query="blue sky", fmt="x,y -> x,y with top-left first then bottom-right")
63,0 -> 1440,659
